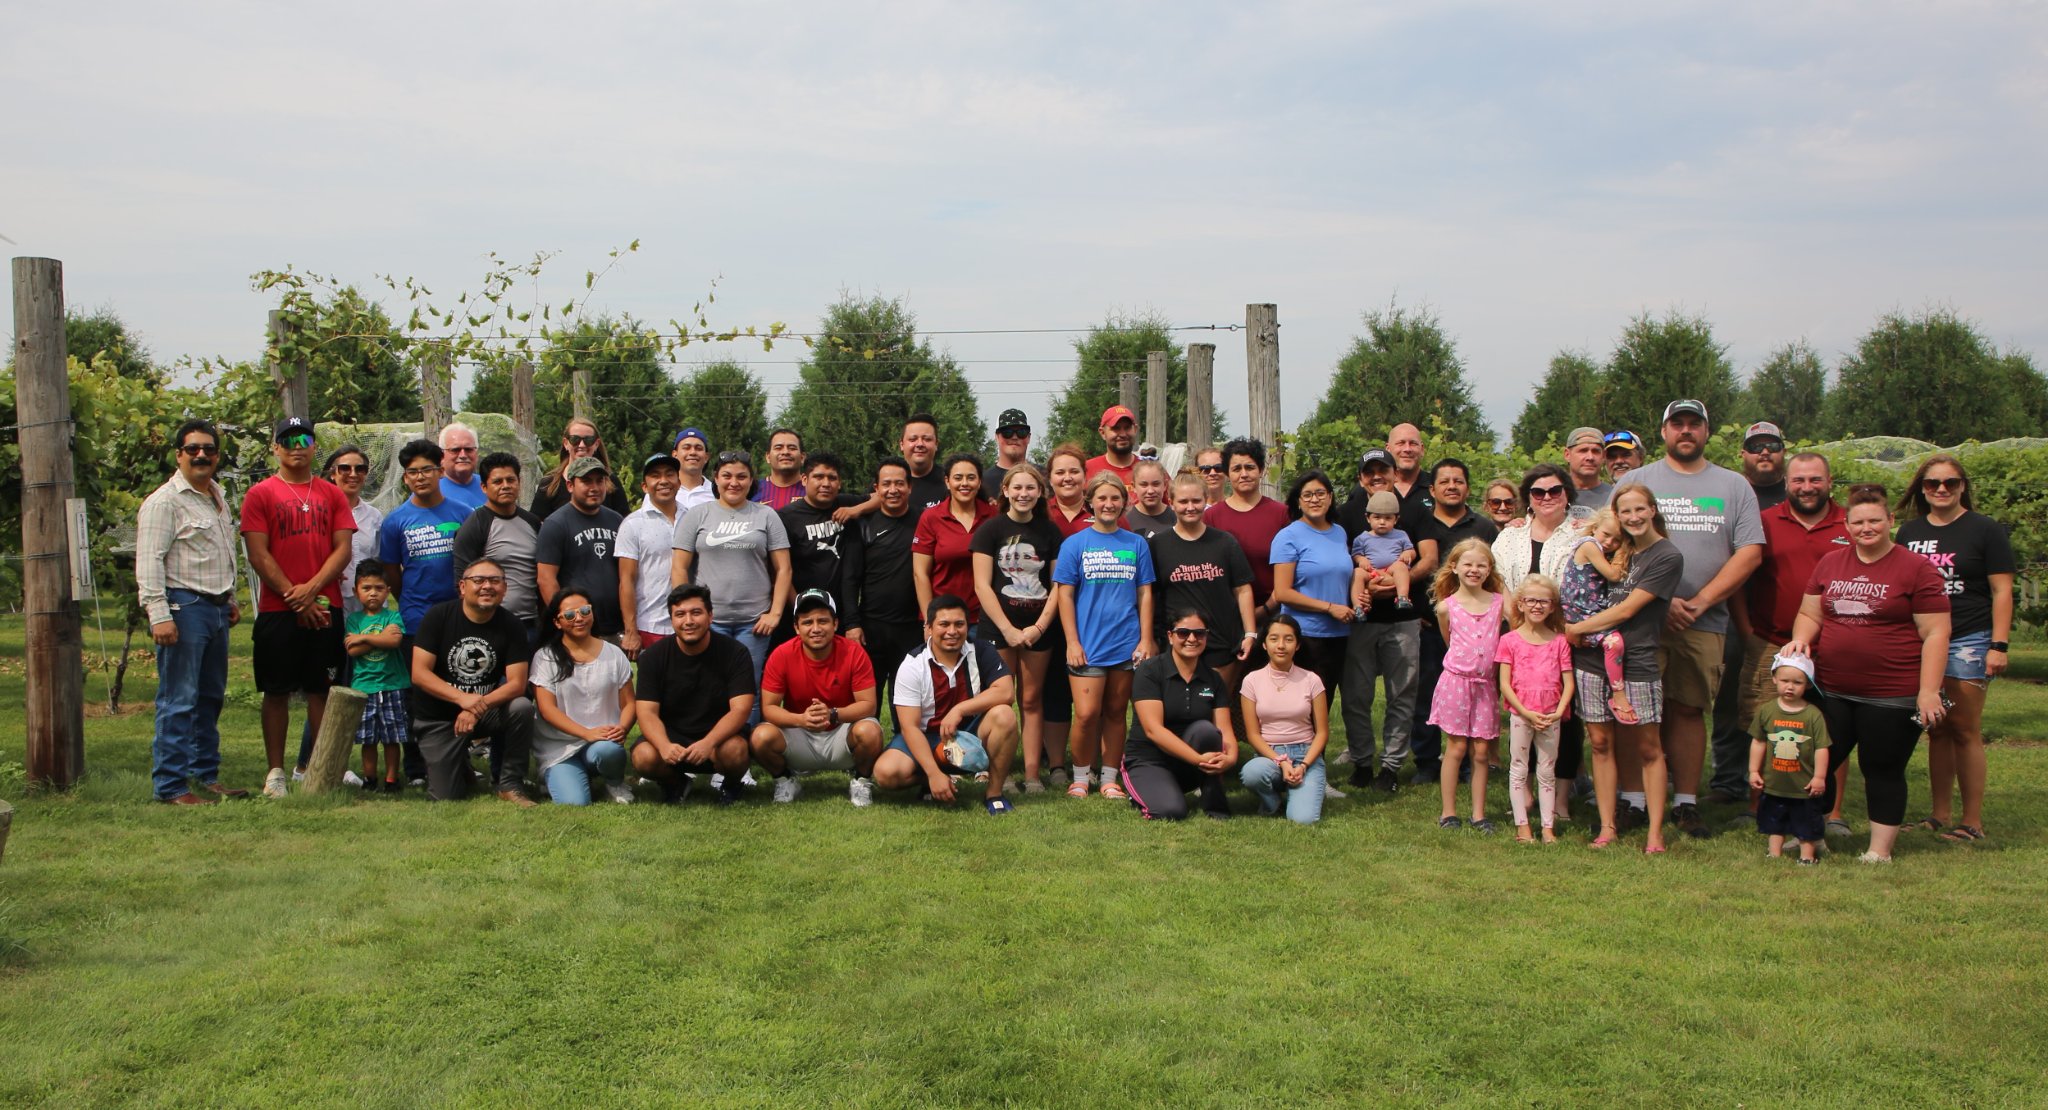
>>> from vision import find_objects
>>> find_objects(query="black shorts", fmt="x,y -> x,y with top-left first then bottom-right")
252,610 -> 345,695
1757,793 -> 1824,842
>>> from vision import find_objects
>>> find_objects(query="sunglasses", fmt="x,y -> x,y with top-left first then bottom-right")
1169,627 -> 1209,641
1485,497 -> 1518,509
717,450 -> 753,467
331,463 -> 368,475
566,434 -> 599,447
1527,485 -> 1567,499
1922,477 -> 1964,493
558,604 -> 594,619
1745,441 -> 1784,454
278,434 -> 315,450
179,443 -> 219,457
1197,464 -> 1225,474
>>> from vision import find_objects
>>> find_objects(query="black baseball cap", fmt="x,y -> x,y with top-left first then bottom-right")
642,452 -> 681,473
1359,448 -> 1394,470
273,416 -> 316,443
996,409 -> 1030,434
792,588 -> 837,617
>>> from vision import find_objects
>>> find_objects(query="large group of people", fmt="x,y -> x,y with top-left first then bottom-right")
134,399 -> 2014,860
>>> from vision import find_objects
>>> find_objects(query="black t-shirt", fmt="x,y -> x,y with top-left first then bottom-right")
635,632 -> 758,742
907,470 -> 948,516
1127,654 -> 1227,767
1123,507 -> 1175,542
1149,527 -> 1254,660
1753,481 -> 1788,512
849,508 -> 919,627
1416,510 -> 1500,602
1338,485 -> 1433,623
535,504 -> 626,635
410,600 -> 534,722
969,512 -> 1066,642
778,494 -> 865,626
1897,511 -> 2016,637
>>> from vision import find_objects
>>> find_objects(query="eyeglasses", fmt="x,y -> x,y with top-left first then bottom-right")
1169,627 -> 1209,641
179,443 -> 219,457
331,463 -> 368,475
462,574 -> 505,586
566,434 -> 598,447
1527,485 -> 1567,499
278,434 -> 315,450
1520,598 -> 1554,608
1297,488 -> 1331,499
717,450 -> 753,466
1197,464 -> 1224,474
1922,477 -> 1963,492
404,465 -> 443,477
445,446 -> 476,455
559,604 -> 593,619
1485,498 -> 1519,509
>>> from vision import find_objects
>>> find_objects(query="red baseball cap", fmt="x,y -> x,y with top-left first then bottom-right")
1099,404 -> 1137,429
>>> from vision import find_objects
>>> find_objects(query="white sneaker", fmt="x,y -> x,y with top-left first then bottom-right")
772,776 -> 803,804
1323,782 -> 1348,800
848,777 -> 875,807
605,781 -> 636,804
263,768 -> 290,798
290,767 -> 306,782
342,770 -> 364,787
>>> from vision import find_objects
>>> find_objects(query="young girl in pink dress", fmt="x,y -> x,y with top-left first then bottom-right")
1428,538 -> 1506,833
1495,574 -> 1575,843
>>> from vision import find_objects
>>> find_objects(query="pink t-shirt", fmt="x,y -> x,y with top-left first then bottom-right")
1239,663 -> 1324,746
1493,630 -> 1572,716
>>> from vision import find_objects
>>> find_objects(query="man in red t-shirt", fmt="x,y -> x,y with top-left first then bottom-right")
1086,404 -> 1139,492
240,416 -> 356,798
750,589 -> 885,806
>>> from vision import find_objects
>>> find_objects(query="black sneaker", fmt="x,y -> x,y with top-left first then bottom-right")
1618,805 -> 1648,833
1673,802 -> 1714,839
381,779 -> 402,795
1349,764 -> 1372,789
1373,768 -> 1399,794
714,776 -> 746,806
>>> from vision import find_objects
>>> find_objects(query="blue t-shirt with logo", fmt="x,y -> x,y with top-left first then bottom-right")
378,497 -> 471,628
1053,527 -> 1156,666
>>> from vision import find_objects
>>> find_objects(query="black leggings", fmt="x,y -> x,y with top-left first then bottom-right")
1297,634 -> 1348,719
1818,694 -> 1922,826
1555,716 -> 1585,782
1121,721 -> 1230,820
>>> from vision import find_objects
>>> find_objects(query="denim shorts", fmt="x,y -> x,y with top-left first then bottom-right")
1947,629 -> 1994,684
1067,661 -> 1134,678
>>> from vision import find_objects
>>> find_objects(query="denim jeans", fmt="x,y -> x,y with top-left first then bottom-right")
713,620 -> 770,725
1242,741 -> 1328,825
543,740 -> 628,805
153,590 -> 232,800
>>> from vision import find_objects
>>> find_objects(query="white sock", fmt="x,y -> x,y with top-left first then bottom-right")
1623,791 -> 1646,808
1675,793 -> 1697,807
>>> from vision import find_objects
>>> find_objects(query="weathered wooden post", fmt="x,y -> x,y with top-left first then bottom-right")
571,367 -> 591,422
300,686 -> 368,795
1145,350 -> 1168,446
1246,303 -> 1281,495
421,346 -> 453,443
1186,343 -> 1215,449
13,257 -> 85,788
1118,372 -> 1139,417
511,358 -> 535,435
267,310 -> 310,420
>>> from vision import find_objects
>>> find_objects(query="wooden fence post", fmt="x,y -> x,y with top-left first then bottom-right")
421,347 -> 453,443
301,686 -> 367,795
1119,372 -> 1139,417
1186,343 -> 1215,449
1246,303 -> 1281,495
13,257 -> 85,789
572,367 -> 591,421
511,358 -> 535,435
1145,350 -> 1168,446
267,310 -> 310,421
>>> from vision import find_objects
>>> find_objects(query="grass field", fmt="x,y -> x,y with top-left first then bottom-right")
2,616 -> 2047,1107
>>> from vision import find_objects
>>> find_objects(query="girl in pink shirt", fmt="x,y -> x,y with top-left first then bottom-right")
1495,574 -> 1575,843
1428,538 -> 1506,832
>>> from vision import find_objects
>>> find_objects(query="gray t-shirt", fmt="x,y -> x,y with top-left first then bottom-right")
1614,460 -> 1763,634
451,505 -> 543,622
1570,482 -> 1613,521
673,499 -> 791,622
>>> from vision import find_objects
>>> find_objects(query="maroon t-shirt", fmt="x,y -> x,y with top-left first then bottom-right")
1805,544 -> 1949,699
239,475 -> 355,612
912,499 -> 998,623
1204,496 -> 1291,609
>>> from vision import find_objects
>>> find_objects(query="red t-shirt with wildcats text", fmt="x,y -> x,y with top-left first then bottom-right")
240,475 -> 355,612
1804,545 -> 1949,699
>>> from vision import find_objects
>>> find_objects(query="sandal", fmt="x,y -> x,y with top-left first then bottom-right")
982,797 -> 1013,815
1438,815 -> 1463,830
1915,817 -> 1946,833
1942,824 -> 1985,842
1589,827 -> 1618,849
1066,779 -> 1091,798
1099,780 -> 1129,801
1643,843 -> 1667,855
1608,695 -> 1639,725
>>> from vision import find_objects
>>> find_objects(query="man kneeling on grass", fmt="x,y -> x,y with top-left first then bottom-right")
409,558 -> 537,806
751,589 -> 886,806
632,583 -> 757,804
879,594 -> 1020,813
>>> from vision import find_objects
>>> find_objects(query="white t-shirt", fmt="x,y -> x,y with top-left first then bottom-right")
529,640 -> 634,769
616,503 -> 679,635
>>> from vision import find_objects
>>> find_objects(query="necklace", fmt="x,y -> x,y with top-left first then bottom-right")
281,476 -> 315,514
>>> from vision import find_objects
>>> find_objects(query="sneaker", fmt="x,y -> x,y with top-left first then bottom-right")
1348,764 -> 1372,789
342,770 -> 364,787
1100,778 -> 1129,801
1373,768 -> 1399,794
1410,771 -> 1435,787
1438,815 -> 1463,830
291,767 -> 306,782
1022,779 -> 1047,795
1472,818 -> 1497,835
1323,782 -> 1347,800
658,776 -> 693,805
1673,803 -> 1713,839
714,776 -> 745,806
1049,767 -> 1071,788
382,779 -> 402,795
605,781 -> 636,805
1002,778 -> 1021,797
1618,805 -> 1648,833
263,768 -> 290,798
1393,597 -> 1415,612
1797,857 -> 1819,867
772,776 -> 802,804
1333,749 -> 1355,765
409,777 -> 427,789
1825,818 -> 1853,838
848,777 -> 875,807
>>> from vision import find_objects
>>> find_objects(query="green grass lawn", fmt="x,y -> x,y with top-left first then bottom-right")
3,617 -> 2047,1106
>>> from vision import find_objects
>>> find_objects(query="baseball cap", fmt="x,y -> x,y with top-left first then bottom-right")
564,456 -> 610,480
642,452 -> 681,473
1603,430 -> 1644,452
1359,448 -> 1395,470
792,588 -> 837,617
273,416 -> 316,443
1770,650 -> 1815,686
1744,421 -> 1785,448
1366,491 -> 1401,515
1662,399 -> 1709,423
673,426 -> 708,449
996,409 -> 1031,434
1099,404 -> 1137,429
1566,427 -> 1604,449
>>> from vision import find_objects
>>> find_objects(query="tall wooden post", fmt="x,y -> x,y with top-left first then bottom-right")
421,346 -> 453,442
13,257 -> 85,789
1246,304 -> 1281,495
267,310 -> 310,420
571,367 -> 591,421
511,358 -> 535,434
1145,351 -> 1168,446
1186,343 -> 1215,449
1118,372 -> 1139,416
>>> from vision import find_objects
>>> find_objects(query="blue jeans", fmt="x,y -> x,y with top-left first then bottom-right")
153,590 -> 232,800
1242,741 -> 1327,825
543,741 -> 628,805
714,620 -> 770,725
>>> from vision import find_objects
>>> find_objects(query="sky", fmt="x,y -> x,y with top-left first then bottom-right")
5,1 -> 2045,444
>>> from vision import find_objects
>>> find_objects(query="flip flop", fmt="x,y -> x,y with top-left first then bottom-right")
1915,817 -> 1946,832
983,797 -> 1013,815
1942,824 -> 1984,842
1609,696 -> 1639,725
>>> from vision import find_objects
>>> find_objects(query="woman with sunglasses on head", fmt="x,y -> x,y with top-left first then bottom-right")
1784,483 -> 1950,863
1894,456 -> 2009,844
1123,609 -> 1238,820
532,418 -> 631,520
672,449 -> 792,721
530,589 -> 638,805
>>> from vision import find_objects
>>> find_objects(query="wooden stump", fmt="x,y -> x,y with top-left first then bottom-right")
302,686 -> 368,795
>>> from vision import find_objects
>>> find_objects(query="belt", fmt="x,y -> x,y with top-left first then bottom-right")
177,589 -> 235,606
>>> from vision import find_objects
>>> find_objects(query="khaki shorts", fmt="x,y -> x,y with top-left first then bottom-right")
1736,632 -> 1777,729
1657,627 -> 1725,711
780,721 -> 876,772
